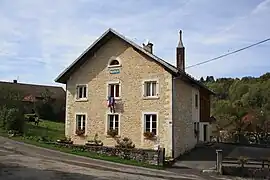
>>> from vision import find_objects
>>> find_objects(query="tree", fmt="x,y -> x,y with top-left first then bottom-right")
34,88 -> 56,120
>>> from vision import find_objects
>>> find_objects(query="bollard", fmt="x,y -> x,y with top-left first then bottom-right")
216,149 -> 223,174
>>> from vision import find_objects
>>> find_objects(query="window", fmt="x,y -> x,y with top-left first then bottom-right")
76,85 -> 87,100
108,83 -> 120,98
144,81 -> 158,97
108,114 -> 119,134
109,60 -> 120,66
76,114 -> 86,130
195,94 -> 198,108
108,58 -> 121,68
144,114 -> 157,135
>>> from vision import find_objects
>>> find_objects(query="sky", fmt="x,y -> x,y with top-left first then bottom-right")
0,0 -> 270,87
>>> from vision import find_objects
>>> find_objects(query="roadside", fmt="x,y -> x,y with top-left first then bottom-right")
0,120 -> 160,169
0,136 -> 215,180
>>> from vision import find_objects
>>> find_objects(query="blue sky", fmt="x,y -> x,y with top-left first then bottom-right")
0,0 -> 270,86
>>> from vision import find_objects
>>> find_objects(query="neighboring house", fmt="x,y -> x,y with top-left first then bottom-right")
0,80 -> 65,118
55,28 -> 214,158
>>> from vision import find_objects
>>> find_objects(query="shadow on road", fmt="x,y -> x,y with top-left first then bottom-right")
0,163 -> 105,180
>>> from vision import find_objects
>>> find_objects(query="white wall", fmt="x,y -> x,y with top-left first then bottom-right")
199,122 -> 211,142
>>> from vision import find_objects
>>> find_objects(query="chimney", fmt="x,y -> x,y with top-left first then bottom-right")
143,41 -> 153,54
13,80 -> 17,83
176,30 -> 185,71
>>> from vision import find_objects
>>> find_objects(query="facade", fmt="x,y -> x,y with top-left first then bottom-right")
55,29 -> 214,158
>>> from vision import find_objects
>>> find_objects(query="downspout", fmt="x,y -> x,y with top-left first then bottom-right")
172,76 -> 176,158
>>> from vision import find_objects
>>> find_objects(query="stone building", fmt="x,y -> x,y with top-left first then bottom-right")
55,28 -> 214,158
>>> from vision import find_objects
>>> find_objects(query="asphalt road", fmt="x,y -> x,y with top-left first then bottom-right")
0,137 -> 238,180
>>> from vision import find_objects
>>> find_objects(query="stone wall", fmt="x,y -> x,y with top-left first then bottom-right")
50,142 -> 163,165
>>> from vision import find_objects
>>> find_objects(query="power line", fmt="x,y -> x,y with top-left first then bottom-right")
186,37 -> 270,69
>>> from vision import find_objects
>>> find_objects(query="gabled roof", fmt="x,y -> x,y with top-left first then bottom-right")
55,28 -> 214,94
0,81 -> 65,100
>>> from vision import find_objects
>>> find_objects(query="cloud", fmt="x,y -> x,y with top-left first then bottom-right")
0,0 -> 269,86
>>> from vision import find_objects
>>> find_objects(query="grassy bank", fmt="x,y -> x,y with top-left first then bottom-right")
0,120 -> 162,169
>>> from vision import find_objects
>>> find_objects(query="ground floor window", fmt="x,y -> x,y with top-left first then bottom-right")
76,114 -> 86,130
108,114 -> 119,135
144,114 -> 157,135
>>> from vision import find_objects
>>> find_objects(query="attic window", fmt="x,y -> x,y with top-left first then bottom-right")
108,58 -> 121,68
110,60 -> 119,66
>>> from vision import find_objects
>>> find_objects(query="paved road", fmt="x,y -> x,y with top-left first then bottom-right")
0,137 -> 240,180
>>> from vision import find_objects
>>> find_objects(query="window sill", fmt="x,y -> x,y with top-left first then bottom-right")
143,136 -> 157,141
142,96 -> 159,100
75,134 -> 87,137
108,65 -> 122,68
75,98 -> 88,102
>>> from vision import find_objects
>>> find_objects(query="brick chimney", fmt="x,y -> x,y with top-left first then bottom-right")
143,41 -> 153,54
176,30 -> 185,71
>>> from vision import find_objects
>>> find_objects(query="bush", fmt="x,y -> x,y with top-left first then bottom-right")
0,105 -> 8,128
0,107 -> 24,134
115,137 -> 135,149
5,108 -> 25,133
86,133 -> 103,146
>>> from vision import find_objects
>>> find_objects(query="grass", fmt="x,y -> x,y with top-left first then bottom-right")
0,120 -> 162,169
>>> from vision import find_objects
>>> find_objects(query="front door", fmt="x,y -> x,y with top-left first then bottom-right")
203,124 -> 208,142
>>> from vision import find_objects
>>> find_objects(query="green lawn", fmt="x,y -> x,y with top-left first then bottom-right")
23,119 -> 65,141
0,120 -> 162,169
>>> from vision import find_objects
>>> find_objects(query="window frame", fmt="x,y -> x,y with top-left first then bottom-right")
108,57 -> 122,68
75,84 -> 88,101
142,79 -> 159,99
142,112 -> 158,136
105,113 -> 121,136
75,113 -> 87,135
107,81 -> 121,100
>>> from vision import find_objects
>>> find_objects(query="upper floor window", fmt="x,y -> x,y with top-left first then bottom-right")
108,83 -> 120,98
108,58 -> 121,68
195,94 -> 198,108
76,85 -> 87,100
110,60 -> 120,66
143,80 -> 158,98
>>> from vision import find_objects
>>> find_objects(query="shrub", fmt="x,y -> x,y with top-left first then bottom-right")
86,133 -> 103,146
0,105 -> 8,128
2,108 -> 24,134
115,137 -> 135,149
143,131 -> 156,140
107,129 -> 118,138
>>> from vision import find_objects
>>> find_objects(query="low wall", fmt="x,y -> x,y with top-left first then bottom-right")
48,142 -> 164,166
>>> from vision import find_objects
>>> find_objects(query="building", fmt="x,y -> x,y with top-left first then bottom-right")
0,80 -> 65,120
55,28 -> 214,158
